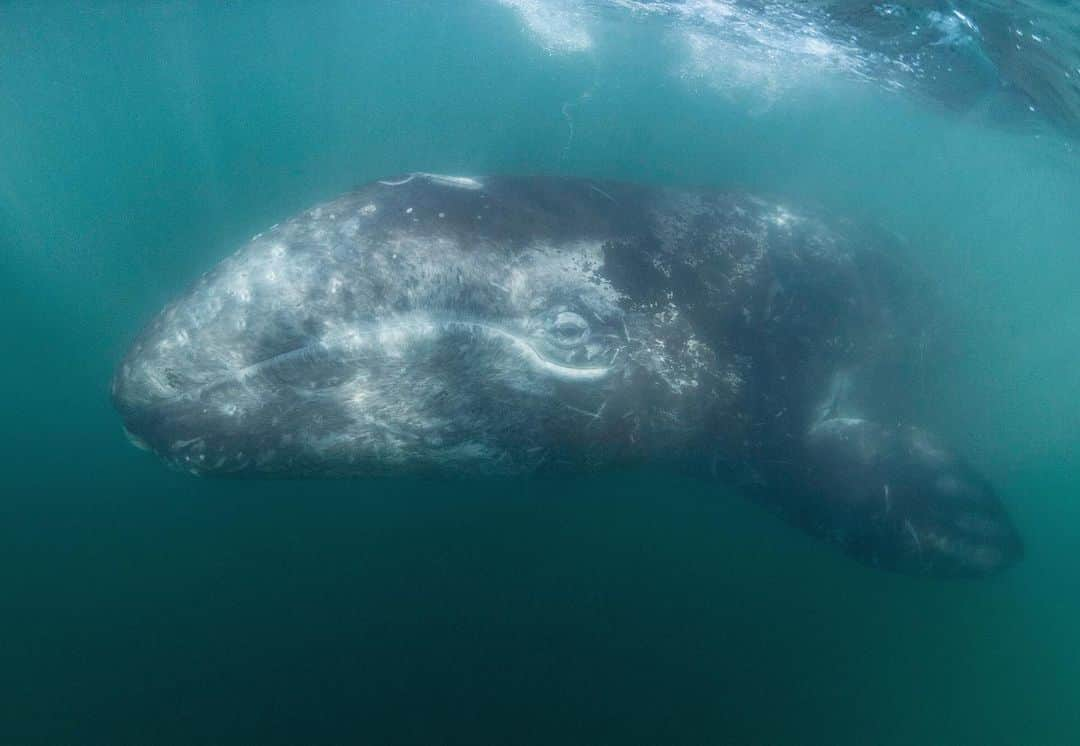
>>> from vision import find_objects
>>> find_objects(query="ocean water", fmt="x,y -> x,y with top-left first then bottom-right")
2,1 -> 1079,743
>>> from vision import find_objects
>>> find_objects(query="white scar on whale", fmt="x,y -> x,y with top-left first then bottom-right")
377,173 -> 484,190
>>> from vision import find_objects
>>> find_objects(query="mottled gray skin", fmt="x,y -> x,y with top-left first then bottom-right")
113,173 -> 1022,577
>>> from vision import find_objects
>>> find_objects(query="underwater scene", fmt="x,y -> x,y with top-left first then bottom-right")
2,1 -> 1079,743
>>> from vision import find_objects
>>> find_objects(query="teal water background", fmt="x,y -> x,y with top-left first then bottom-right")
2,2 -> 1079,743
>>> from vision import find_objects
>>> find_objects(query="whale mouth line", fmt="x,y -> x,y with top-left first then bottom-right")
161,316 -> 612,401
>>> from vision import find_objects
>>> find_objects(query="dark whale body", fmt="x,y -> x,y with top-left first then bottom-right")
113,174 -> 1022,577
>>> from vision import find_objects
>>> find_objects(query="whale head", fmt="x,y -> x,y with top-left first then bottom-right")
111,180 -> 651,477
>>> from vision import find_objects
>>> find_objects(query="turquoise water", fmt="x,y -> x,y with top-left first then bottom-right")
2,1 -> 1079,743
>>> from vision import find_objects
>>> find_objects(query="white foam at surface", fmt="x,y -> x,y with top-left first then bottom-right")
493,0 -> 1080,131
496,0 -> 594,54
623,0 -> 866,101
495,0 -> 868,100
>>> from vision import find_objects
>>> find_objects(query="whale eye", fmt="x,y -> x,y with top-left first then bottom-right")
549,311 -> 589,346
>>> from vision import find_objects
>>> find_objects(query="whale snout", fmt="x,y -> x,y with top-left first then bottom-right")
110,347 -> 211,472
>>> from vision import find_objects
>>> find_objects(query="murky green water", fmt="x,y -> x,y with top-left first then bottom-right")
2,2 -> 1078,743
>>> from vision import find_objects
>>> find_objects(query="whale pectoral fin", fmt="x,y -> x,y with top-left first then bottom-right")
800,418 -> 1022,577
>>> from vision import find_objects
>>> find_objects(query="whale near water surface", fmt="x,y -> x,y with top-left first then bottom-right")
112,173 -> 1023,578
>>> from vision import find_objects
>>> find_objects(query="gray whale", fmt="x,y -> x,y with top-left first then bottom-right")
113,173 -> 1022,577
